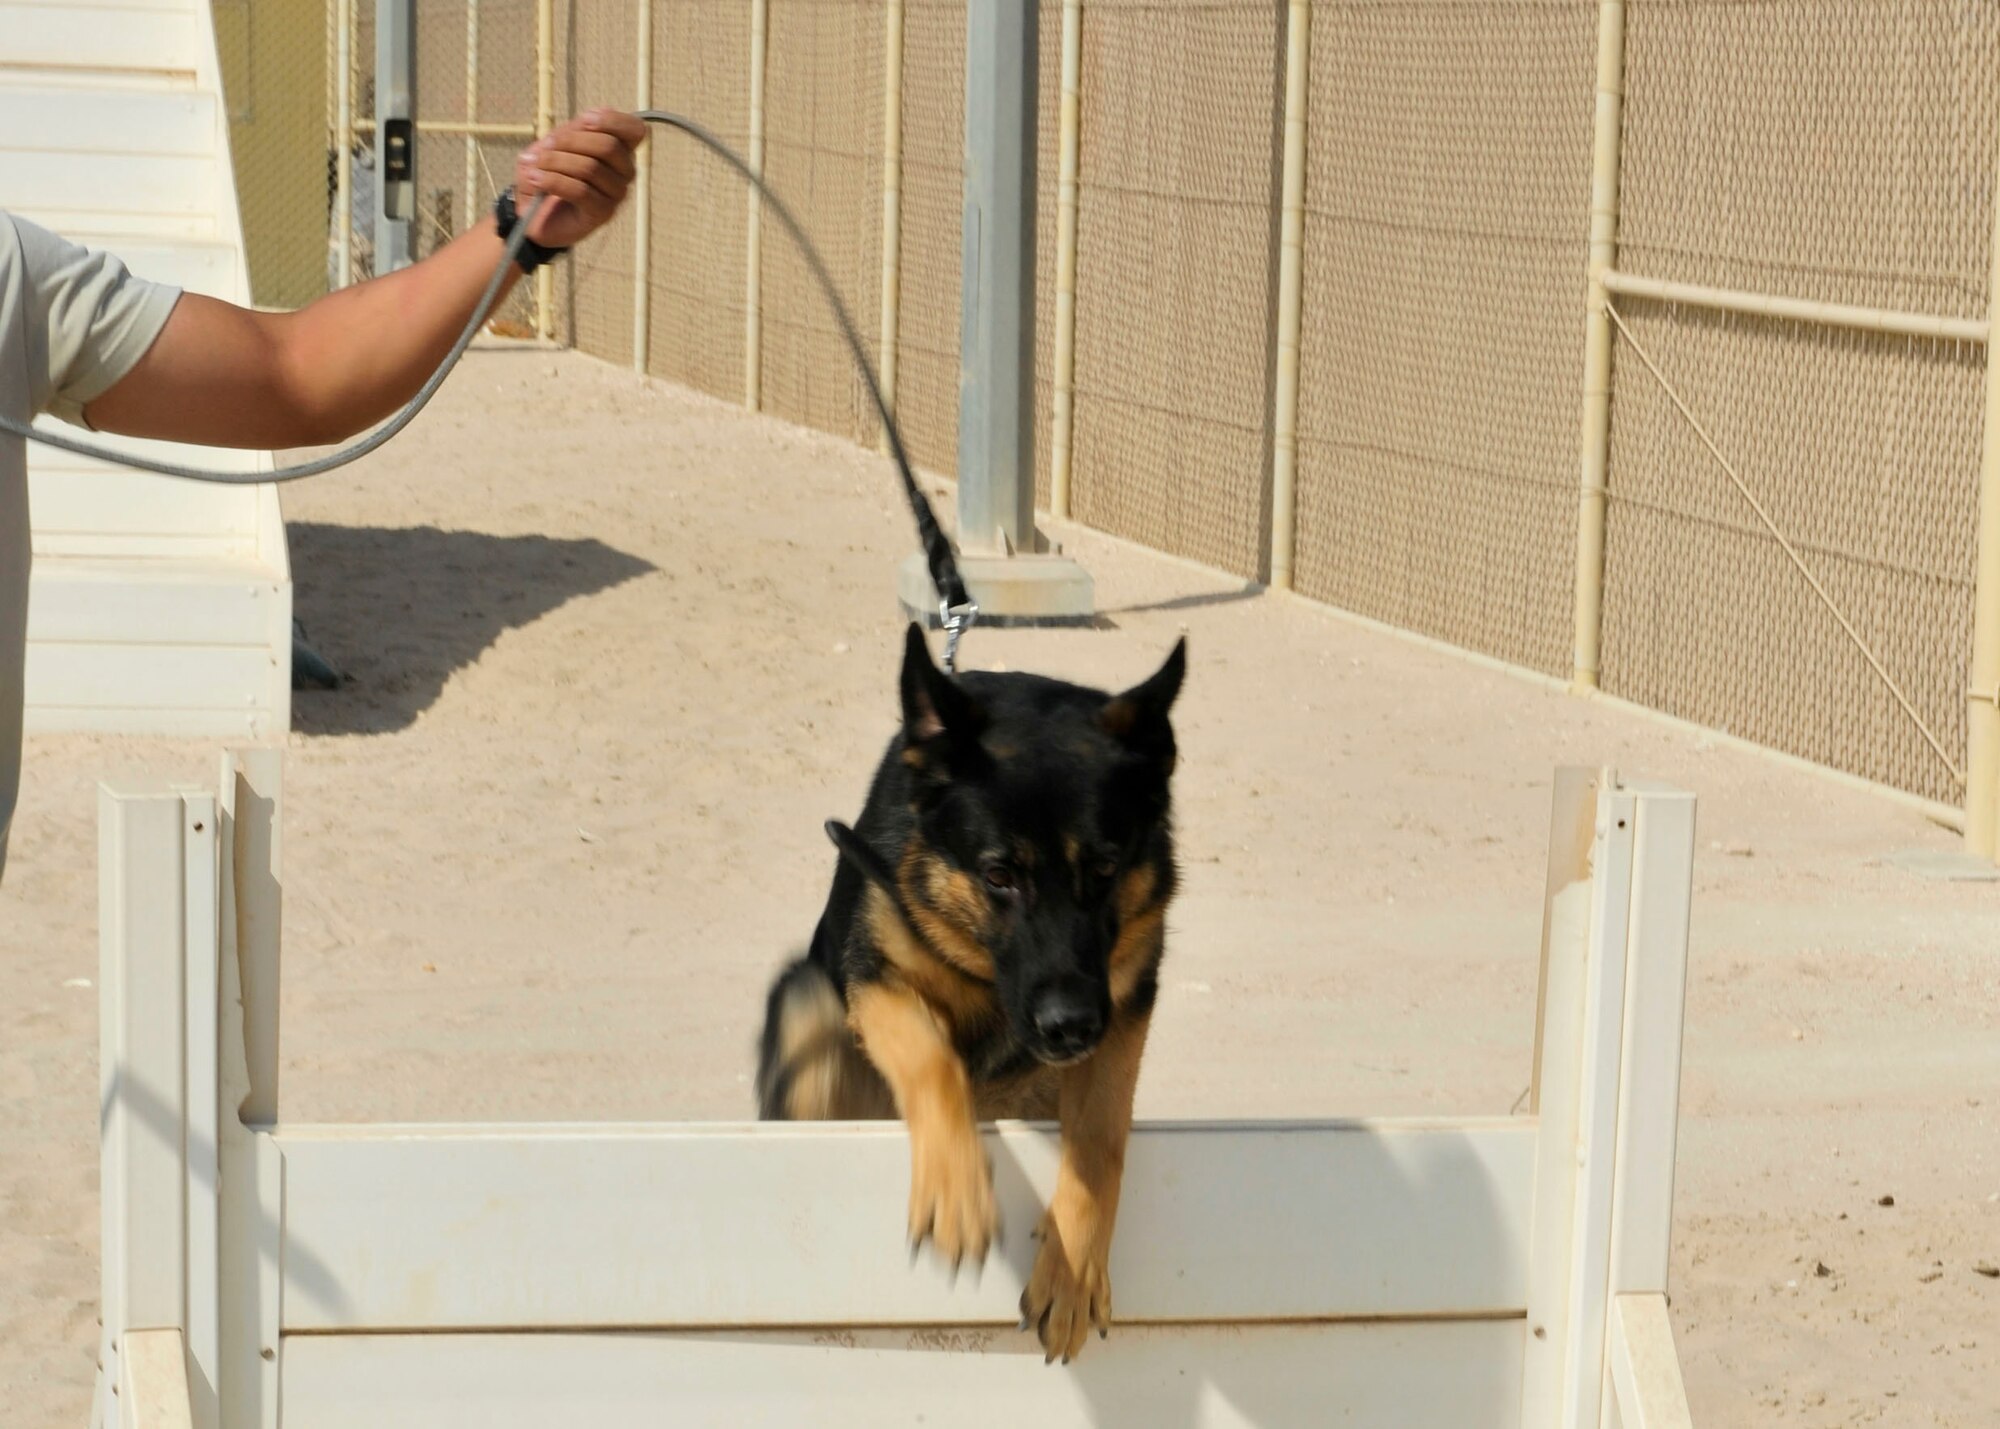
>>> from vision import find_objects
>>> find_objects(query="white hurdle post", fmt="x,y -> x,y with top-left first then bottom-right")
95,751 -> 283,1429
95,778 -> 215,1429
95,756 -> 1698,1427
1521,769 -> 1698,1429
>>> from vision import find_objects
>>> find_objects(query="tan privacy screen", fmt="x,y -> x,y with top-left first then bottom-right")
560,0 -> 640,361
1066,0 -> 1282,580
1032,0 -> 1059,511
1292,0 -> 1596,676
645,0 -> 754,403
364,0 -> 2000,806
895,0 -> 967,479
759,0 -> 886,446
1601,0 -> 2000,803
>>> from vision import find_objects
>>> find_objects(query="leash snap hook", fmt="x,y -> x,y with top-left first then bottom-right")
940,598 -> 979,674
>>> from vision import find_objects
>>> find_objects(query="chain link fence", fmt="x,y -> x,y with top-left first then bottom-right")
1068,0 -> 1282,582
243,0 -> 2000,819
1599,0 -> 2000,806
1295,0 -> 1595,678
326,0 -> 541,332
556,0 -> 641,356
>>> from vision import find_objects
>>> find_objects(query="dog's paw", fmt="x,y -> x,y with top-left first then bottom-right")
1018,1211 -> 1112,1364
907,1127 -> 998,1276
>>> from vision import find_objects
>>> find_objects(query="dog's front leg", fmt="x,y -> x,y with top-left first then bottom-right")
1022,1009 -> 1151,1363
848,982 -> 997,1274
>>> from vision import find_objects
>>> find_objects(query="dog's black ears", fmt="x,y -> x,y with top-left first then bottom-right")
1101,638 -> 1187,749
899,622 -> 986,748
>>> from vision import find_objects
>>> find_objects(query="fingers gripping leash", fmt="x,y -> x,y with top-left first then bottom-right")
0,110 -> 977,671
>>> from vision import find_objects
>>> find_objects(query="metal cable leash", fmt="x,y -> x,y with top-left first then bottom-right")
0,109 -> 977,666
634,111 -> 976,664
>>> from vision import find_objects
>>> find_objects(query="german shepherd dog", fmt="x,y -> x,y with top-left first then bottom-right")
756,623 -> 1185,1363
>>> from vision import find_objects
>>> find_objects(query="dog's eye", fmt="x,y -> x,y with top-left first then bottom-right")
1091,858 -> 1120,881
982,864 -> 1018,893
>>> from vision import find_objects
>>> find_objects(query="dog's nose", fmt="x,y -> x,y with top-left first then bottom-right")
1031,986 -> 1105,1058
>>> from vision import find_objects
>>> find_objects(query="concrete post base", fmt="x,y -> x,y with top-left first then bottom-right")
897,551 -> 1096,628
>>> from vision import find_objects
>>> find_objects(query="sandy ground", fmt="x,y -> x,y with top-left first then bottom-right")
3,346 -> 1997,1425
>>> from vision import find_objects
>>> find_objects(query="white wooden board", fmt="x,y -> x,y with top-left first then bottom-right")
1606,1293 -> 1693,1429
8,0 -> 289,741
271,1120 -> 1537,1332
27,558 -> 280,644
119,1328 -> 194,1429
0,4 -> 202,75
25,643 -> 278,712
28,704 -> 271,739
280,1320 -> 1526,1429
5,151 -> 216,223
0,85 -> 216,155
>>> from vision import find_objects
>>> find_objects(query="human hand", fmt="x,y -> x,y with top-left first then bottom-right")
514,109 -> 648,250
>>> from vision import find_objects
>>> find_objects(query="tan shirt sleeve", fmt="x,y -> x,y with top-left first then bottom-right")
8,213 -> 182,428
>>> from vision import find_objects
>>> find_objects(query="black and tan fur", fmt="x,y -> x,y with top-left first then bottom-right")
757,623 -> 1185,1363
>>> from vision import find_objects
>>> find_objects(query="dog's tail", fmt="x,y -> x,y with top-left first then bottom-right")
756,957 -> 888,1121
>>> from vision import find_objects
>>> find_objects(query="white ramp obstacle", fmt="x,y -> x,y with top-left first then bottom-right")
1,0 -> 290,739
93,755 -> 1697,1428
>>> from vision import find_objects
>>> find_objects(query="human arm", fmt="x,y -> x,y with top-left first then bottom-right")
83,109 -> 647,448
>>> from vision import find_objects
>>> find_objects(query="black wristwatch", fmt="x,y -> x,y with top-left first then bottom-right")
493,187 -> 569,273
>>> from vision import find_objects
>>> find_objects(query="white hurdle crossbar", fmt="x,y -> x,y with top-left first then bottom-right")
93,757 -> 1697,1428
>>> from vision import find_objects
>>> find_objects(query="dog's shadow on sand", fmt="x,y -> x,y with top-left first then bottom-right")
288,522 -> 655,735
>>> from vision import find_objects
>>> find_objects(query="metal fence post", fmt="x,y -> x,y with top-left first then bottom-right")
877,0 -> 906,455
373,0 -> 416,272
1268,0 -> 1311,591
633,0 -> 654,373
1572,0 -> 1628,690
899,0 -> 1091,623
1965,159 -> 2000,861
956,0 -> 1040,552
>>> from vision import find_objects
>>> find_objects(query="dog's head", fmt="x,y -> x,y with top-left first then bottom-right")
894,623 -> 1185,1066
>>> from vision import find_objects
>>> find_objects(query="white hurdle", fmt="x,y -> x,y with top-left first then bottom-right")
92,756 -> 1697,1428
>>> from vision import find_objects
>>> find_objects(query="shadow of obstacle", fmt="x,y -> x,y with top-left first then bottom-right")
287,523 -> 656,736
100,1068 -> 354,1325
